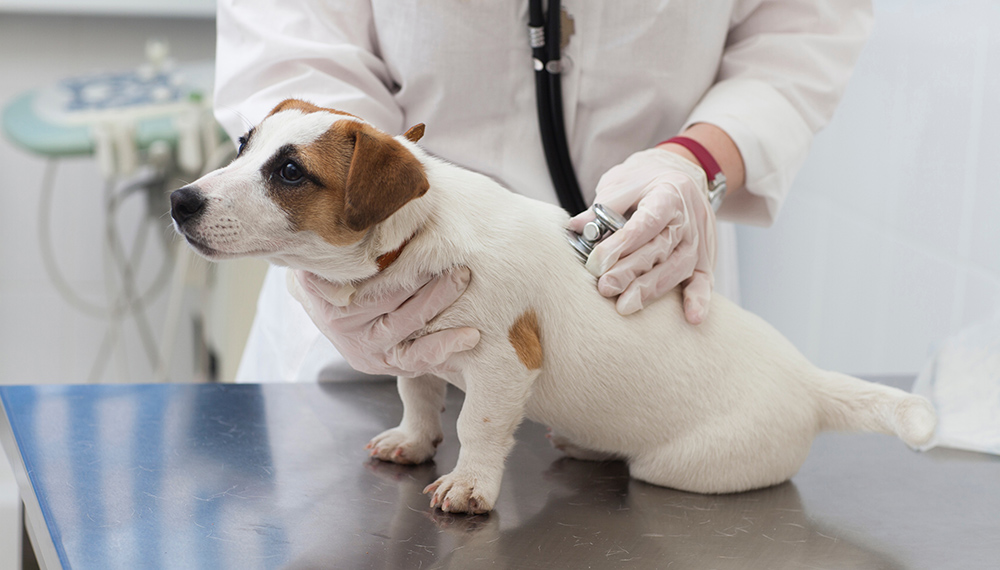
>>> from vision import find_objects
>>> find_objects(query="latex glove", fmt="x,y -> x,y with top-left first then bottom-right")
569,148 -> 717,323
288,267 -> 480,377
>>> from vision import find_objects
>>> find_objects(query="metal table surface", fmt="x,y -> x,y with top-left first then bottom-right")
0,378 -> 996,570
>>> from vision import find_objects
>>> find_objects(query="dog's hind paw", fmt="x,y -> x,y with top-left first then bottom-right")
423,470 -> 498,514
366,427 -> 442,465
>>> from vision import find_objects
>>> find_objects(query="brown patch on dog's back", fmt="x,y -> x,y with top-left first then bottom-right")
509,310 -> 543,370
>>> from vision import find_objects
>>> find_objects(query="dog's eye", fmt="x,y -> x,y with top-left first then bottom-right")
278,161 -> 304,184
237,135 -> 248,156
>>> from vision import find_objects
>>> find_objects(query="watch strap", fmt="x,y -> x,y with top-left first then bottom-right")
659,136 -> 727,212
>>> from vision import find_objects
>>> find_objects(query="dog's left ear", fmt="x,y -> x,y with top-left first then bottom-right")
343,127 -> 430,232
403,123 -> 425,143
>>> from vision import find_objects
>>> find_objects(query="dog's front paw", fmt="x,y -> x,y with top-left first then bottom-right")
423,470 -> 498,514
366,427 -> 442,465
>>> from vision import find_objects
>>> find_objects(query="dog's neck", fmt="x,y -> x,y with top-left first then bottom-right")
375,235 -> 412,272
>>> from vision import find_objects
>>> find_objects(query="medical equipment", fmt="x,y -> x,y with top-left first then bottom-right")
528,0 -> 586,215
567,203 -> 627,262
1,40 -> 228,382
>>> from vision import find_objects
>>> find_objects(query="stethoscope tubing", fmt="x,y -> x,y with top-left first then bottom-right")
529,0 -> 587,215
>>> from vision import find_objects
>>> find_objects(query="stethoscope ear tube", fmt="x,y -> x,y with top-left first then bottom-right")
529,0 -> 587,215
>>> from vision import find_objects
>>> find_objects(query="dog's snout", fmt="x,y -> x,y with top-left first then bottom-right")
170,186 -> 207,227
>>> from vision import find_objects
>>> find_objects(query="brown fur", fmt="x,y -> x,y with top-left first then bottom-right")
266,98 -> 359,120
404,123 -> 425,143
264,99 -> 430,243
508,310 -> 543,370
343,124 -> 429,231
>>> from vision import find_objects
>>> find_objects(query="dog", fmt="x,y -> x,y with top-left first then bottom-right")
170,99 -> 937,514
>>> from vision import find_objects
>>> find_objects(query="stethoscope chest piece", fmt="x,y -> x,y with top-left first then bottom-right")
568,203 -> 627,262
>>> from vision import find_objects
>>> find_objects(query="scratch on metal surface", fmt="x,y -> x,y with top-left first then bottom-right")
641,533 -> 665,538
606,544 -> 629,557
816,531 -> 840,542
665,502 -> 718,511
714,528 -> 739,537
194,484 -> 239,502
761,533 -> 775,541
782,522 -> 806,529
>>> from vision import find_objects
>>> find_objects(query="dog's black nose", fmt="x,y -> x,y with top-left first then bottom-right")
170,186 -> 206,227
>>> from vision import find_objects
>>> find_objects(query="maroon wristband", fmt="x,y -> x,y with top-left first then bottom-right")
658,136 -> 727,211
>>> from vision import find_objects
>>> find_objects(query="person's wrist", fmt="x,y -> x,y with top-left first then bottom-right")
656,140 -> 699,167
657,137 -> 726,212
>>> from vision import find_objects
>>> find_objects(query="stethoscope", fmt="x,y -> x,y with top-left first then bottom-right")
528,0 -> 586,216
528,0 -> 622,261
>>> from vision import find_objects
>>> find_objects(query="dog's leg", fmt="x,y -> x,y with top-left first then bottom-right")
423,367 -> 539,514
367,375 -> 447,464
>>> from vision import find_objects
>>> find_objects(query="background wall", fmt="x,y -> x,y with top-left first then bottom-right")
738,0 -> 1000,376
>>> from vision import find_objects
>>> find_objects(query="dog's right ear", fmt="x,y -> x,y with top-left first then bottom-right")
342,125 -> 430,232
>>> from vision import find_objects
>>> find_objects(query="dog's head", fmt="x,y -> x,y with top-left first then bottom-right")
170,99 -> 429,279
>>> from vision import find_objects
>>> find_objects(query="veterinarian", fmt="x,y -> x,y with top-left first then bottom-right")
214,1 -> 872,383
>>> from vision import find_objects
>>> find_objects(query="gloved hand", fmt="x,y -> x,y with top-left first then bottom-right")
569,148 -> 717,323
288,267 -> 480,377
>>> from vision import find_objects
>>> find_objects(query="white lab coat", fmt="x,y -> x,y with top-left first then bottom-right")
215,0 -> 872,383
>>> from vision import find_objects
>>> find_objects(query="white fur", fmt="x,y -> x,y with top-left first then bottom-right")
178,112 -> 938,514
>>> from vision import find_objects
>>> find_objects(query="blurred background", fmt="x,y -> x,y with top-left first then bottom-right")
0,0 -> 998,567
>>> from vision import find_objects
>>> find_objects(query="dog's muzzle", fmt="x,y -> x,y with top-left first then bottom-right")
170,186 -> 207,228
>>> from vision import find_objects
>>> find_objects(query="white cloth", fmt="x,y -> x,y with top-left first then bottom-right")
912,317 -> 1000,455
215,0 -> 872,383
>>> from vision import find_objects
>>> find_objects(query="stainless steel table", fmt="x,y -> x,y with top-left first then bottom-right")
1,378 -> 996,569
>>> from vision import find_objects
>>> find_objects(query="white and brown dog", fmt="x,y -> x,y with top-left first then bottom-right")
171,99 -> 937,514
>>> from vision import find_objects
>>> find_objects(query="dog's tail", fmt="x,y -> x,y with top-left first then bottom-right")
813,372 -> 937,448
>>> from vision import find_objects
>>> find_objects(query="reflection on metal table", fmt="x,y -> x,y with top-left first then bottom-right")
0,378 -> 997,569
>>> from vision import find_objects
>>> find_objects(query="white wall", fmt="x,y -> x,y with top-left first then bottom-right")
738,0 -> 1000,376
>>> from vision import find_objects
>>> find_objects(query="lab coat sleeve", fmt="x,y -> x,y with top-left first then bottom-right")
684,0 -> 873,226
214,0 -> 404,142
